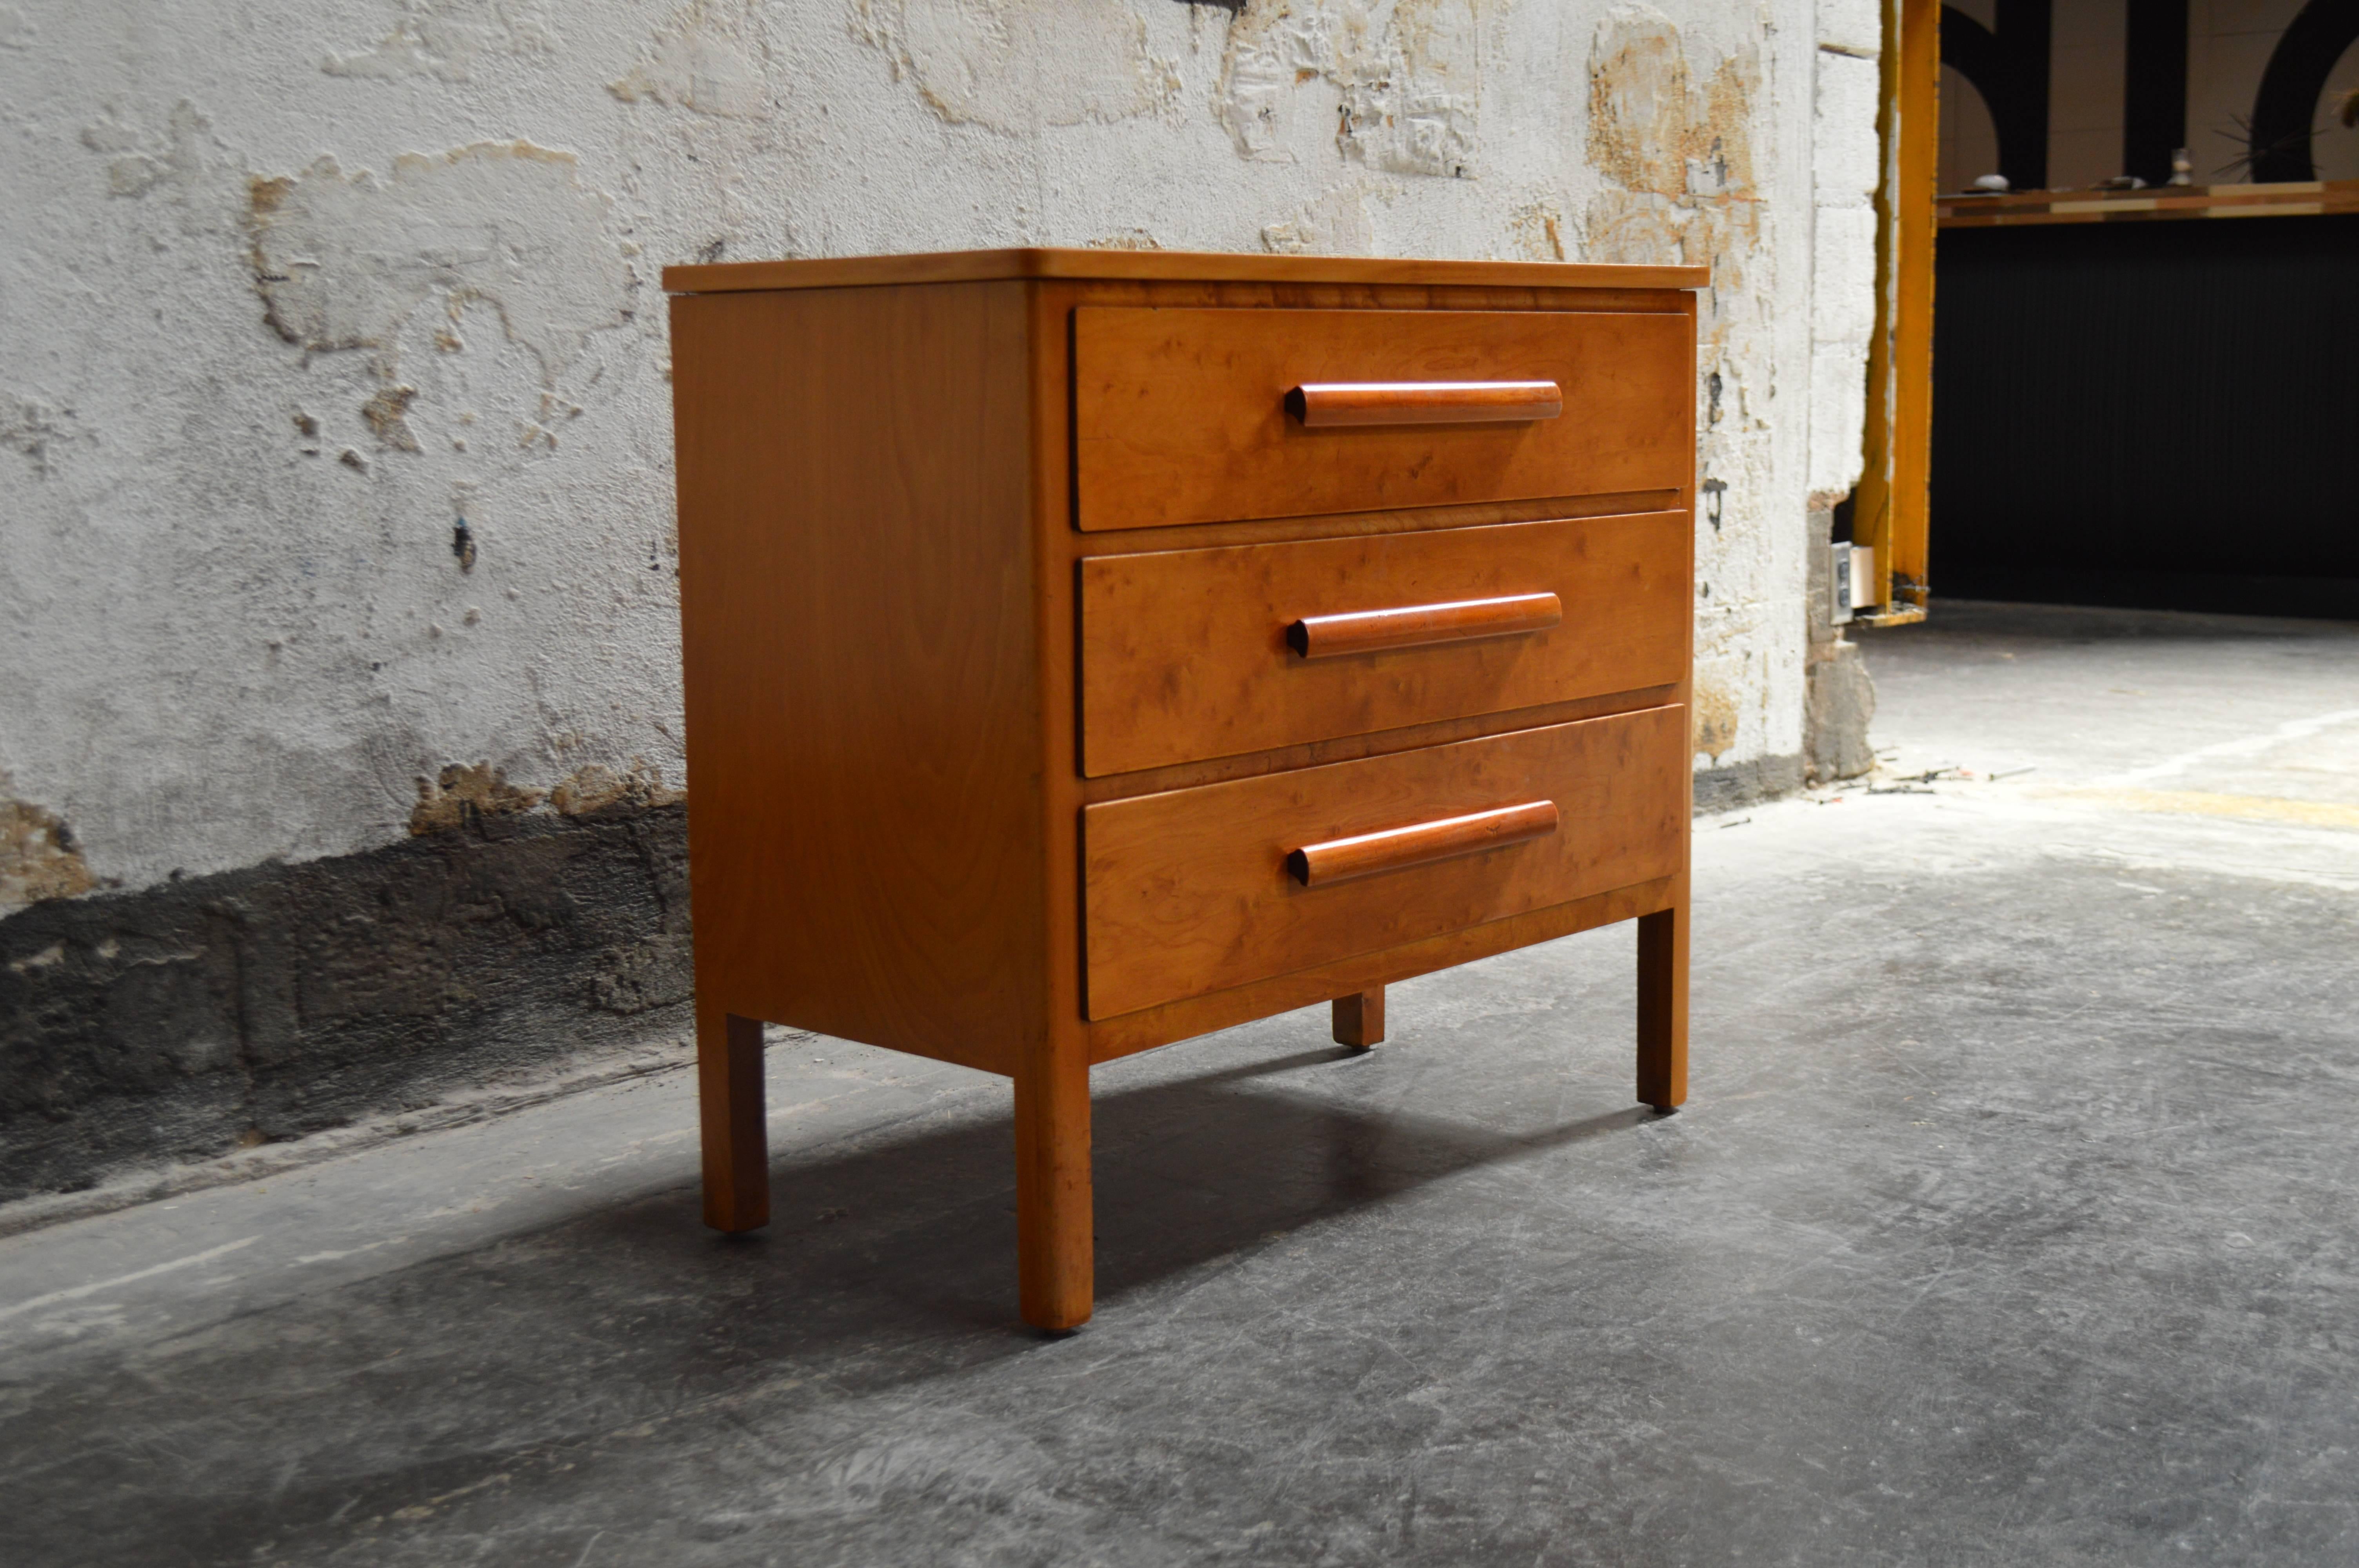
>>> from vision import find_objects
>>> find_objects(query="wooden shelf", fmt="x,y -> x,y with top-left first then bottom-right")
1938,179 -> 2359,229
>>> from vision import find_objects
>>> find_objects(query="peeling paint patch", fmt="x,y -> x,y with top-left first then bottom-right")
1587,186 -> 1756,278
244,143 -> 629,459
609,1 -> 768,118
1219,0 -> 1485,176
1583,12 -> 1763,359
359,385 -> 422,451
1216,0 -> 1324,159
1587,9 -> 1754,198
1691,679 -> 1740,761
1583,3 -> 1762,319
857,0 -> 1179,131
1261,177 -> 1394,253
409,762 -> 683,835
82,100 -> 214,203
550,763 -> 684,818
323,0 -> 556,82
1347,0 -> 1484,174
409,764 -> 545,835
1086,229 -> 1164,249
2,796 -> 98,915
245,142 -> 627,396
1505,197 -> 1567,260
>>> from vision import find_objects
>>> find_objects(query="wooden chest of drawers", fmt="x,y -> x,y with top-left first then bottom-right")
665,249 -> 1704,1330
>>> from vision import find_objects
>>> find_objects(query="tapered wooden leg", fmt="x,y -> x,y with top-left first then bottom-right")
1331,986 -> 1385,1049
698,1004 -> 769,1232
1636,885 -> 1689,1111
1014,1045 -> 1093,1332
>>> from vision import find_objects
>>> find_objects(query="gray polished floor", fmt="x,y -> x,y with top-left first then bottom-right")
4,601 -> 2357,1567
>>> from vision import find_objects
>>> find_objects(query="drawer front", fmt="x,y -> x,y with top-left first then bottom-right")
1082,706 -> 1687,1019
1080,511 -> 1688,777
1073,307 -> 1690,531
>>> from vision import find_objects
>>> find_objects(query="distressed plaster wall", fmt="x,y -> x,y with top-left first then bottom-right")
0,0 -> 1882,1193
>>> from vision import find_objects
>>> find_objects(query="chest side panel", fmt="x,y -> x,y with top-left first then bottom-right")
673,282 -> 1045,1069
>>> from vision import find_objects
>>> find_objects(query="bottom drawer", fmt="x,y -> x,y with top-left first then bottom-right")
1081,705 -> 1687,1020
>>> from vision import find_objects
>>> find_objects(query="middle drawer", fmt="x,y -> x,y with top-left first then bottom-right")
1079,510 -> 1688,777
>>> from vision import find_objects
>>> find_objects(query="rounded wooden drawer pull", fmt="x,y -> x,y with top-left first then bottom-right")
1287,380 -> 1564,426
1286,800 -> 1561,887
1287,592 -> 1561,659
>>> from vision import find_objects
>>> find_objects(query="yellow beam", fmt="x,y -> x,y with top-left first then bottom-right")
1856,0 -> 1939,612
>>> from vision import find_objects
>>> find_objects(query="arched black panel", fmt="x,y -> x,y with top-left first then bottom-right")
2123,0 -> 2190,186
2250,0 -> 2359,181
1941,3 -> 2050,189
1942,58 -> 2004,178
1941,10 -> 2008,107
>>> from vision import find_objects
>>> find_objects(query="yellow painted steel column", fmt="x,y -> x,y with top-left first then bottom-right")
1856,0 -> 1939,622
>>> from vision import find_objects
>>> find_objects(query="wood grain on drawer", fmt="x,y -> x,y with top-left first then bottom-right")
1073,307 -> 1690,531
1081,706 -> 1687,1019
1079,511 -> 1688,776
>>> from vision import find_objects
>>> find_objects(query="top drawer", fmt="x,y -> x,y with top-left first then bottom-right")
1072,307 -> 1691,532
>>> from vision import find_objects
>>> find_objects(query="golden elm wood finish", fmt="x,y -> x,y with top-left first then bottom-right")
1637,875 -> 1691,1110
1077,511 -> 1687,776
697,1006 -> 768,1232
1332,988 -> 1386,1049
1087,875 -> 1681,1066
666,249 -> 1699,1332
1081,710 -> 1684,1020
1073,307 -> 1693,530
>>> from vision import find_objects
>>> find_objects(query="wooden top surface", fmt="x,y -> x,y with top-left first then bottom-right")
1937,178 -> 2359,228
663,247 -> 1710,295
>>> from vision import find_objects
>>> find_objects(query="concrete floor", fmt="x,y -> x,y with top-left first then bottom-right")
4,601 -> 2357,1567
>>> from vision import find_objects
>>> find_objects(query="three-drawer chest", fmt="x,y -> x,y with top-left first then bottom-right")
665,248 -> 1704,1330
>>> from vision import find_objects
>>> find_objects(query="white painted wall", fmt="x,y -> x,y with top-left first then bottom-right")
0,0 -> 1881,910
1810,0 -> 1881,510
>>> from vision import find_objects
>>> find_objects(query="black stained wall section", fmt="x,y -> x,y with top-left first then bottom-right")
1932,215 -> 2359,616
0,802 -> 693,1205
2,774 -> 1800,1205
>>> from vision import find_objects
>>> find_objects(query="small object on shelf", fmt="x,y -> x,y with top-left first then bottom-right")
1973,173 -> 2010,192
2169,148 -> 2194,187
2096,175 -> 2148,191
